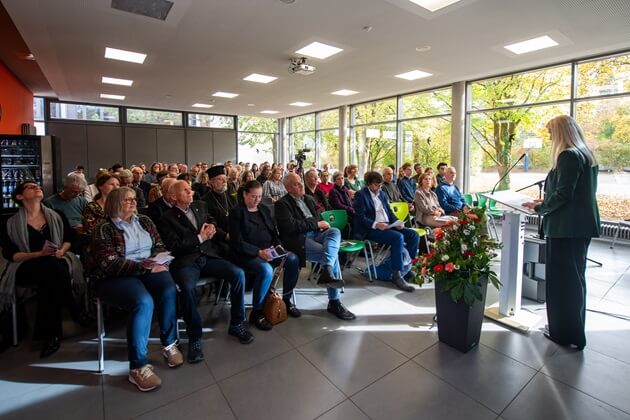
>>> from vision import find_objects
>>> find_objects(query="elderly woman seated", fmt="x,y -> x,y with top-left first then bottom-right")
0,180 -> 85,358
414,172 -> 449,227
262,167 -> 287,203
229,181 -> 301,330
89,187 -> 182,392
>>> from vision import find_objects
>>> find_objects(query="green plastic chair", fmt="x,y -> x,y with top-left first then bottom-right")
320,210 -> 374,281
389,201 -> 427,238
463,193 -> 474,206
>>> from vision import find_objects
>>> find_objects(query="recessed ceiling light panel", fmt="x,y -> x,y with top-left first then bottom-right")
408,0 -> 462,12
260,110 -> 279,114
295,42 -> 343,59
212,91 -> 239,98
243,73 -> 278,84
102,76 -> 133,86
289,102 -> 312,107
104,47 -> 147,64
100,93 -> 125,100
192,103 -> 213,108
395,69 -> 433,80
331,89 -> 359,96
504,35 -> 558,55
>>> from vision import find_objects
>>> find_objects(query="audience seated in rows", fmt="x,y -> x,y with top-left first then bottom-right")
147,170 -> 170,203
131,166 -> 151,201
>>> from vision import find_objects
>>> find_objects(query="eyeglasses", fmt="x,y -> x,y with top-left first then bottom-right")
122,197 -> 137,203
23,184 -> 41,190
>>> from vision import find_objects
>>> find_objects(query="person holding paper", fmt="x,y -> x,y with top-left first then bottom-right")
353,171 -> 419,292
1,180 -> 85,358
414,172 -> 449,227
523,115 -> 600,351
229,180 -> 301,330
89,187 -> 183,392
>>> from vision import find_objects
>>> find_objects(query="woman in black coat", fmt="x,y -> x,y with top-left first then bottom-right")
228,181 -> 301,330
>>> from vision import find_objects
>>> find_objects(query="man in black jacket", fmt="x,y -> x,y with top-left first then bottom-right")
147,177 -> 177,224
201,165 -> 236,255
159,181 -> 253,363
275,173 -> 355,321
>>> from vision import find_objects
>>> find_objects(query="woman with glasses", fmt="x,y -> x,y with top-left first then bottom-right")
0,181 -> 84,357
229,181 -> 301,330
89,187 -> 182,392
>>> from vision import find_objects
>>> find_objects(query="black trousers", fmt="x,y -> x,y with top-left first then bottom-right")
545,237 -> 591,348
16,256 -> 74,339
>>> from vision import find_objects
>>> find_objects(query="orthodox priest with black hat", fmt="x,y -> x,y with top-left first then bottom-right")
201,165 -> 237,255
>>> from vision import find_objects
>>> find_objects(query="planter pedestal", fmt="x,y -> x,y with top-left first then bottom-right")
434,278 -> 488,353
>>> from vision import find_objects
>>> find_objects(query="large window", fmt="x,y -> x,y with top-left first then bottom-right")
50,102 -> 119,122
33,97 -> 45,135
126,108 -> 182,126
353,124 -> 397,174
189,113 -> 234,129
237,116 -> 278,164
401,117 -> 451,170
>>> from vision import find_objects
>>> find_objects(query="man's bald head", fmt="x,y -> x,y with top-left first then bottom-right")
170,180 -> 194,207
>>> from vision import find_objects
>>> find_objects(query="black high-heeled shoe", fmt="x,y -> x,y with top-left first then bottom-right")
40,336 -> 61,358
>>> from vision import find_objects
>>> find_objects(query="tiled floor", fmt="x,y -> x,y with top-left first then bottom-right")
1,238 -> 629,420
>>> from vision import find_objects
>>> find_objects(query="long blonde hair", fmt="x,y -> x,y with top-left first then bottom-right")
547,115 -> 597,169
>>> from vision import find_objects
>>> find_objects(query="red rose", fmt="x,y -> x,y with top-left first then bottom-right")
460,219 -> 469,225
421,266 -> 427,275
433,264 -> 444,273
467,214 -> 480,221
445,262 -> 455,272
464,250 -> 474,258
411,257 -> 420,265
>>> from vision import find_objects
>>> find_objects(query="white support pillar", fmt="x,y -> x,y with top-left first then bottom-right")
451,81 -> 466,191
339,105 -> 347,170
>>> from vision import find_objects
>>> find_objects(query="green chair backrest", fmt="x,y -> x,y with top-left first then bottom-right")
321,210 -> 348,231
463,193 -> 474,206
389,201 -> 409,222
477,193 -> 488,209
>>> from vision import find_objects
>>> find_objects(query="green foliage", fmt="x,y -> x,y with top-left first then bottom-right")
238,116 -> 278,133
410,207 -> 502,305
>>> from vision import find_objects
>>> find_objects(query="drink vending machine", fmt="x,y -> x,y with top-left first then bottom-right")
0,134 -> 54,212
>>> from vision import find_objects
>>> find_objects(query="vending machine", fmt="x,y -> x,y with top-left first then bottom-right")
0,134 -> 54,212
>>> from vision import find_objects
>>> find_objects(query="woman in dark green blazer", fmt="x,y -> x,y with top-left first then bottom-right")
524,115 -> 600,350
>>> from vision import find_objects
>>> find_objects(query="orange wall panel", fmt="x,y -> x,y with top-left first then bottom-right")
0,60 -> 33,134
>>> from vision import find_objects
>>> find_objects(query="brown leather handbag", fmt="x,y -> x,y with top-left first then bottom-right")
263,256 -> 288,325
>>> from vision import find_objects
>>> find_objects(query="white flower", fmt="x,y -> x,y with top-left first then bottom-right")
461,244 -> 468,252
455,265 -> 460,270
441,254 -> 450,261
452,224 -> 459,230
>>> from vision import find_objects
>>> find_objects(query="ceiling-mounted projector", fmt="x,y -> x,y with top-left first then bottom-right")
289,57 -> 316,75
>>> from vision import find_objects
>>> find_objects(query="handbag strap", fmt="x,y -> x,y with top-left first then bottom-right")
270,256 -> 287,289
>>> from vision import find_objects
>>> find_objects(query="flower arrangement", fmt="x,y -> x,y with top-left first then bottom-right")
410,207 -> 501,305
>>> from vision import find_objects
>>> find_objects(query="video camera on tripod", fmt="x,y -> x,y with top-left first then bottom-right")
294,148 -> 311,176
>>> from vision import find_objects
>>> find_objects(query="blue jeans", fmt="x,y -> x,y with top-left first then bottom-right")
171,256 -> 246,339
305,228 -> 342,301
239,252 -> 300,309
366,227 -> 420,271
97,271 -> 177,369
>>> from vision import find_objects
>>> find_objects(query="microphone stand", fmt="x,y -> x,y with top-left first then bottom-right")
491,153 -> 527,195
517,179 -> 545,239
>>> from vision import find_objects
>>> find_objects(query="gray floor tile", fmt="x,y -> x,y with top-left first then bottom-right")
480,327 -> 559,370
219,350 -> 345,420
203,327 -> 293,381
413,342 -> 536,413
365,314 -> 438,358
298,330 -> 408,395
587,278 -> 615,299
102,356 -> 215,419
541,348 -> 630,414
352,360 -> 496,420
584,311 -> 630,365
502,373 -> 630,420
134,384 -> 235,420
316,400 -> 369,420
273,312 -> 338,347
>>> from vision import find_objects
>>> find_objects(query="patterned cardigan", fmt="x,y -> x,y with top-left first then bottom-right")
88,214 -> 166,282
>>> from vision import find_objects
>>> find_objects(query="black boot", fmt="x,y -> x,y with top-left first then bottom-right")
391,271 -> 414,292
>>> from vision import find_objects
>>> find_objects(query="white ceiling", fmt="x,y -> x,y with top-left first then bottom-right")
3,0 -> 630,118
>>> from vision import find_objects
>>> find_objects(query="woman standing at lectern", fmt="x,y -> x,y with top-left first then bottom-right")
523,115 -> 600,350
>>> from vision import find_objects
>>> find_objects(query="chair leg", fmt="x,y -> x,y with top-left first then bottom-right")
12,302 -> 18,346
96,298 -> 105,373
364,248 -> 374,282
214,280 -> 225,305
611,222 -> 621,249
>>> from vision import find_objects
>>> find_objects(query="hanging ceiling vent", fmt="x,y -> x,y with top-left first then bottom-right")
111,0 -> 174,21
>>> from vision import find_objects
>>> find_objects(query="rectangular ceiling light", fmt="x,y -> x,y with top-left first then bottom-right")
212,91 -> 239,98
192,103 -> 213,108
104,47 -> 147,64
100,93 -> 125,100
504,35 -> 559,54
395,69 -> 433,80
243,73 -> 278,84
260,110 -> 279,114
331,89 -> 359,96
289,102 -> 312,107
295,42 -> 343,59
408,0 -> 462,12
102,76 -> 133,86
